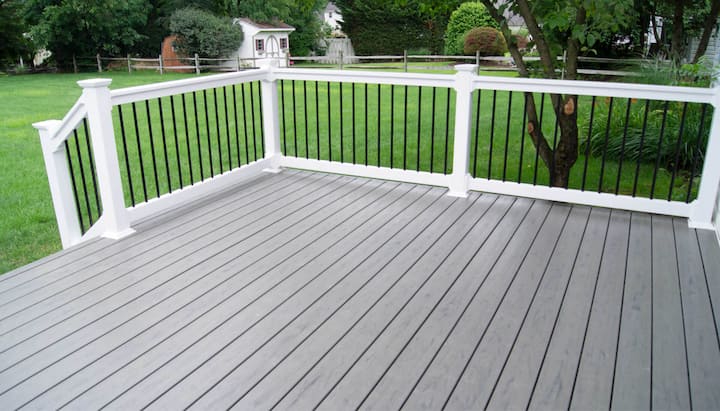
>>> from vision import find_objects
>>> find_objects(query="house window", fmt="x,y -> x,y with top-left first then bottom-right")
280,38 -> 288,49
255,39 -> 264,52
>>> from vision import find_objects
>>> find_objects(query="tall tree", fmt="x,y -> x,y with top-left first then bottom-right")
0,0 -> 32,66
25,0 -> 149,66
474,0 -> 634,187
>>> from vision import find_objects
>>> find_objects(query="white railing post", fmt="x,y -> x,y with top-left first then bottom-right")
78,79 -> 135,239
259,62 -> 283,171
447,64 -> 477,197
33,120 -> 83,248
689,85 -> 720,229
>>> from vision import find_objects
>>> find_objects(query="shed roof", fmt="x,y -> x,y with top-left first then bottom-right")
235,17 -> 295,31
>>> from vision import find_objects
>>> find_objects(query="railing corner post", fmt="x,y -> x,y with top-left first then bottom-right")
33,120 -> 83,248
689,85 -> 720,230
78,78 -> 135,240
447,64 -> 478,198
260,63 -> 283,171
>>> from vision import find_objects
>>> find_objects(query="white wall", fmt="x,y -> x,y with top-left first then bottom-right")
229,20 -> 293,68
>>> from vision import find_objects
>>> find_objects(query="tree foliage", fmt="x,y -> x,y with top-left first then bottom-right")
338,0 -> 460,54
168,7 -> 243,58
444,2 -> 497,55
0,0 -> 32,65
463,27 -> 507,55
25,0 -> 148,65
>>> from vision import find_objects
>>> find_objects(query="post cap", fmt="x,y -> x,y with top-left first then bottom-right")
32,119 -> 62,132
455,64 -> 478,73
77,78 -> 112,88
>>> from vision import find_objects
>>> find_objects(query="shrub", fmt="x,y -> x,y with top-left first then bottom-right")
463,27 -> 507,56
169,8 -> 243,58
580,98 -> 711,175
444,2 -> 498,55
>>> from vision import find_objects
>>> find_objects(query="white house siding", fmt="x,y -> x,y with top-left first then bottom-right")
227,18 -> 295,68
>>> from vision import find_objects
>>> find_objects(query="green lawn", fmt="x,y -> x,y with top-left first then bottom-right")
0,71 -> 200,274
0,68 -> 704,274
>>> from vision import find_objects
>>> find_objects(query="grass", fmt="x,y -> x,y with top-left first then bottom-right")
0,71 -> 200,274
0,66 -> 702,274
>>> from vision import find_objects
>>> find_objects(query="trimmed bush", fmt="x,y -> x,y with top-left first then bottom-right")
463,27 -> 507,56
444,2 -> 498,55
169,8 -> 243,58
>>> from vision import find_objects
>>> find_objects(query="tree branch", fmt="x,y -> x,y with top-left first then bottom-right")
693,0 -> 720,63
515,0 -> 557,79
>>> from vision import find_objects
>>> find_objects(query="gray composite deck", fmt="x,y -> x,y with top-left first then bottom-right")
1,169 -> 719,410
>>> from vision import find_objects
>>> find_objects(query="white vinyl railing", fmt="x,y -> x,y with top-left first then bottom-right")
35,63 -> 720,248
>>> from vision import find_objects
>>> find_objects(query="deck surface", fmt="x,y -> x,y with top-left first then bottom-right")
1,170 -> 719,410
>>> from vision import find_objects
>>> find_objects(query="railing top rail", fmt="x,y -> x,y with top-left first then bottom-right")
472,74 -> 717,104
110,68 -> 269,105
273,67 -> 456,88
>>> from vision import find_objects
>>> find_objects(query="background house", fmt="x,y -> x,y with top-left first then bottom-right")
230,18 -> 295,68
323,2 -> 344,36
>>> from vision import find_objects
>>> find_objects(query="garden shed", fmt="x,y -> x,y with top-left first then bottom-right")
230,18 -> 295,68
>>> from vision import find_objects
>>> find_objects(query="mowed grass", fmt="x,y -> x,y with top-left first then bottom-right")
0,68 -> 702,274
0,71 -> 200,274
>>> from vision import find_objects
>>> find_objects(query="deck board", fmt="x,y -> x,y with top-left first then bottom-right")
0,170 -> 718,410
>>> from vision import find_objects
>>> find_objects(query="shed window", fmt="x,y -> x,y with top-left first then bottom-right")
280,38 -> 288,49
255,39 -> 264,51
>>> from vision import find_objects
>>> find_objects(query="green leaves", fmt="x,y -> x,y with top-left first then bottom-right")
169,7 -> 243,58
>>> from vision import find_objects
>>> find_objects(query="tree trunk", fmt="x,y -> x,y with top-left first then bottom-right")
670,0 -> 686,64
692,0 -> 720,63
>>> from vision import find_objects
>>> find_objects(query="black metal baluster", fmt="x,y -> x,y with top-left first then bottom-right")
303,80 -> 309,158
377,83 -> 381,167
81,119 -> 102,218
222,86 -> 232,169
291,80 -> 298,157
192,92 -> 205,180
340,82 -> 345,163
416,86 -> 422,171
202,90 -> 214,177
488,90 -> 497,179
280,80 -> 287,155
518,93 -> 528,183
686,104 -> 708,202
242,83 -> 251,163
157,98 -> 172,192
668,102 -> 689,201
403,84 -> 408,170
533,94 -> 544,185
212,88 -> 223,174
650,101 -> 670,199
502,91 -> 513,181
472,90 -> 481,177
430,87 -> 437,174
581,96 -> 596,191
117,105 -> 136,206
131,102 -> 148,201
327,81 -> 332,162
64,140 -> 85,233
181,94 -> 194,184
390,84 -> 395,168
352,82 -> 356,164
316,81 -> 321,160
231,85 -> 242,168
145,100 -> 161,197
632,100 -> 651,197
615,98 -> 633,195
249,82 -> 259,161
444,88 -> 451,174
364,83 -> 368,166
72,129 -> 93,226
598,97 -> 614,193
170,96 -> 183,189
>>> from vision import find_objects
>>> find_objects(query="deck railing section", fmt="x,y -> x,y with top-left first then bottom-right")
36,64 -> 720,248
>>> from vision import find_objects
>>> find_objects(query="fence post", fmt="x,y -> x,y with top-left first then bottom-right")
237,55 -> 241,72
404,49 -> 408,72
259,61 -> 283,171
476,50 -> 480,74
159,54 -> 164,75
689,85 -> 720,229
127,54 -> 131,73
195,53 -> 200,74
33,120 -> 83,248
96,54 -> 102,73
447,64 -> 477,197
339,50 -> 344,70
77,79 -> 135,240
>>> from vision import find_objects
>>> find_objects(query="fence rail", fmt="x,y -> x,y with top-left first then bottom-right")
35,63 -> 720,248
